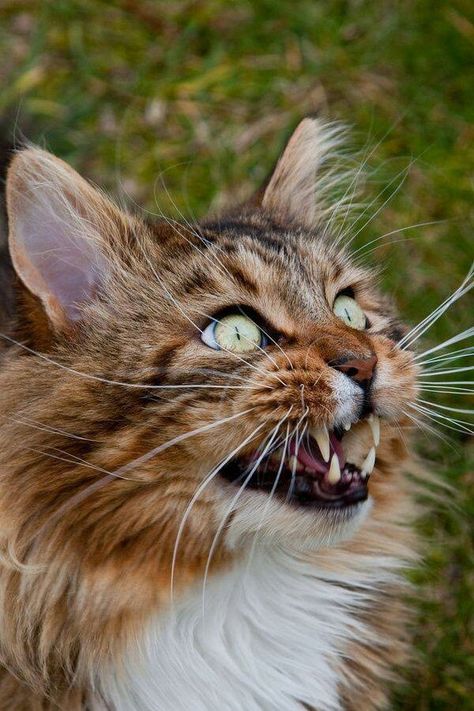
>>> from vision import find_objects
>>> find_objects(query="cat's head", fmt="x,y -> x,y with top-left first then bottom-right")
2,119 -> 419,589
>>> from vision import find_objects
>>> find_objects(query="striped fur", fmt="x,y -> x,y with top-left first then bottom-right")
0,119 -> 422,708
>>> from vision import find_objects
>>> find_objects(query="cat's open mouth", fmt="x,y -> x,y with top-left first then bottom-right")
220,415 -> 380,509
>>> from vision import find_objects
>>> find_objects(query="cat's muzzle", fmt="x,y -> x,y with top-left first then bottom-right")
220,415 -> 380,509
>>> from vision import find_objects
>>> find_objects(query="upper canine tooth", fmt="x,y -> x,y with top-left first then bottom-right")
361,447 -> 376,477
343,422 -> 352,431
312,425 -> 330,462
368,414 -> 380,447
327,454 -> 341,484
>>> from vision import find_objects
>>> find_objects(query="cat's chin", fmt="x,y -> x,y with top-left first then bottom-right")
223,493 -> 372,551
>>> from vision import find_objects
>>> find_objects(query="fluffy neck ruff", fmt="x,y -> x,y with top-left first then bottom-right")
99,524 -> 415,711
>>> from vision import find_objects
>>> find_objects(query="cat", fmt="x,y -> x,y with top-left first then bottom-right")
0,118 -> 469,710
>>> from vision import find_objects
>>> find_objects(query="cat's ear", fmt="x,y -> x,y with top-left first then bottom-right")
6,147 -> 130,330
261,118 -> 341,229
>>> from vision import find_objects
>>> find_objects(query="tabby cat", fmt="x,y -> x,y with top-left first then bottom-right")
0,118 -> 470,709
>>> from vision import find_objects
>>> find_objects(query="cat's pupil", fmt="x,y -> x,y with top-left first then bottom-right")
344,308 -> 352,322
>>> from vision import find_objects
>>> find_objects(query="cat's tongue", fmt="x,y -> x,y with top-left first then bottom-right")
289,433 -> 345,474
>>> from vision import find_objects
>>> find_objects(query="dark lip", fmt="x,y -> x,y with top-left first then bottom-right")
219,456 -> 369,510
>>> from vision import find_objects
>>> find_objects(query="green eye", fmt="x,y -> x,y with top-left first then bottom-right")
333,295 -> 367,330
201,314 -> 265,353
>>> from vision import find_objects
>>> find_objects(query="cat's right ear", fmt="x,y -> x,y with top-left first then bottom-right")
260,117 -> 343,229
6,147 -> 131,331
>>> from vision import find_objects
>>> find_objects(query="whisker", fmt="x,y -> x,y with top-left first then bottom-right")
417,380 -> 473,387
413,327 -> 474,362
400,268 -> 473,351
418,365 -> 474,377
409,403 -> 473,435
169,418 -> 271,603
402,409 -> 457,448
200,410 -> 293,614
11,407 -> 258,574
25,447 -> 135,479
416,399 -> 474,417
242,421 -> 292,577
342,161 -> 413,247
331,115 -> 406,245
287,413 -> 309,503
0,333 -> 274,391
416,346 -> 474,368
111,407 -> 258,482
419,386 -> 474,395
351,220 -> 445,258
1,415 -> 98,442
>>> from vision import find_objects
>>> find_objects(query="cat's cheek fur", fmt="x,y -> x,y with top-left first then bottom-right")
370,339 -> 420,419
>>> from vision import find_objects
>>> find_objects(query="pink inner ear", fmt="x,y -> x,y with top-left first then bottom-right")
13,203 -> 108,323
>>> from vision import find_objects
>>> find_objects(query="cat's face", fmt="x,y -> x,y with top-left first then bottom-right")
135,218 -> 419,551
2,120 -> 419,591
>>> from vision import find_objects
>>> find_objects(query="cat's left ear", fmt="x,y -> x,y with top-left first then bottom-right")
261,117 -> 341,229
6,147 -> 132,330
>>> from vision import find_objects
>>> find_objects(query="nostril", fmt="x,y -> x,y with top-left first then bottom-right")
331,355 -> 378,384
345,367 -> 359,378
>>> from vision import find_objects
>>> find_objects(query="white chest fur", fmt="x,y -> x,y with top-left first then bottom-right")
100,545 -> 402,711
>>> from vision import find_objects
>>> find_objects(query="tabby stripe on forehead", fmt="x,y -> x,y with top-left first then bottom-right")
205,221 -> 294,255
177,268 -> 219,297
223,263 -> 258,293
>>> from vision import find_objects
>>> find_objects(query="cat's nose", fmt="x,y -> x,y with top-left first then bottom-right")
332,354 -> 378,385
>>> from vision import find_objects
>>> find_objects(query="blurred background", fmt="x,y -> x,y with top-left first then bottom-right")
0,1 -> 472,707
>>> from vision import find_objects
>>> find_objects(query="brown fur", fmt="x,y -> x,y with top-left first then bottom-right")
0,119 -> 426,708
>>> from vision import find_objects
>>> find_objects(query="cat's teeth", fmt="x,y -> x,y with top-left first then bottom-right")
367,414 -> 380,447
310,425 -> 330,462
361,447 -> 376,478
343,422 -> 352,431
288,455 -> 304,472
327,454 -> 341,484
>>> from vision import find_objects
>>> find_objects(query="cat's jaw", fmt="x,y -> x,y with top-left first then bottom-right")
213,412 -> 384,550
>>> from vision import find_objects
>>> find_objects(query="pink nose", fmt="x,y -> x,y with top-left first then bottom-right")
333,355 -> 378,384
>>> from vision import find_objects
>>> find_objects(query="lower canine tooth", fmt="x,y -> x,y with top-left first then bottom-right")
327,454 -> 341,484
361,447 -> 376,477
288,455 -> 303,472
368,415 -> 380,447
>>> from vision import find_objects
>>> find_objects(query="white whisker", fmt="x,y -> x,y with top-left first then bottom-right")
409,403 -> 473,435
169,418 -> 270,603
200,410 -> 293,614
0,332 -> 272,391
416,399 -> 474,417
416,346 -> 474,368
351,220 -> 444,258
418,365 -> 474,377
400,268 -> 473,351
242,421 -> 292,578
111,407 -> 257,481
402,409 -> 456,448
1,415 -> 97,442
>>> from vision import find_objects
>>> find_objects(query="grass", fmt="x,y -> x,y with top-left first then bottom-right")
0,0 -> 473,707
